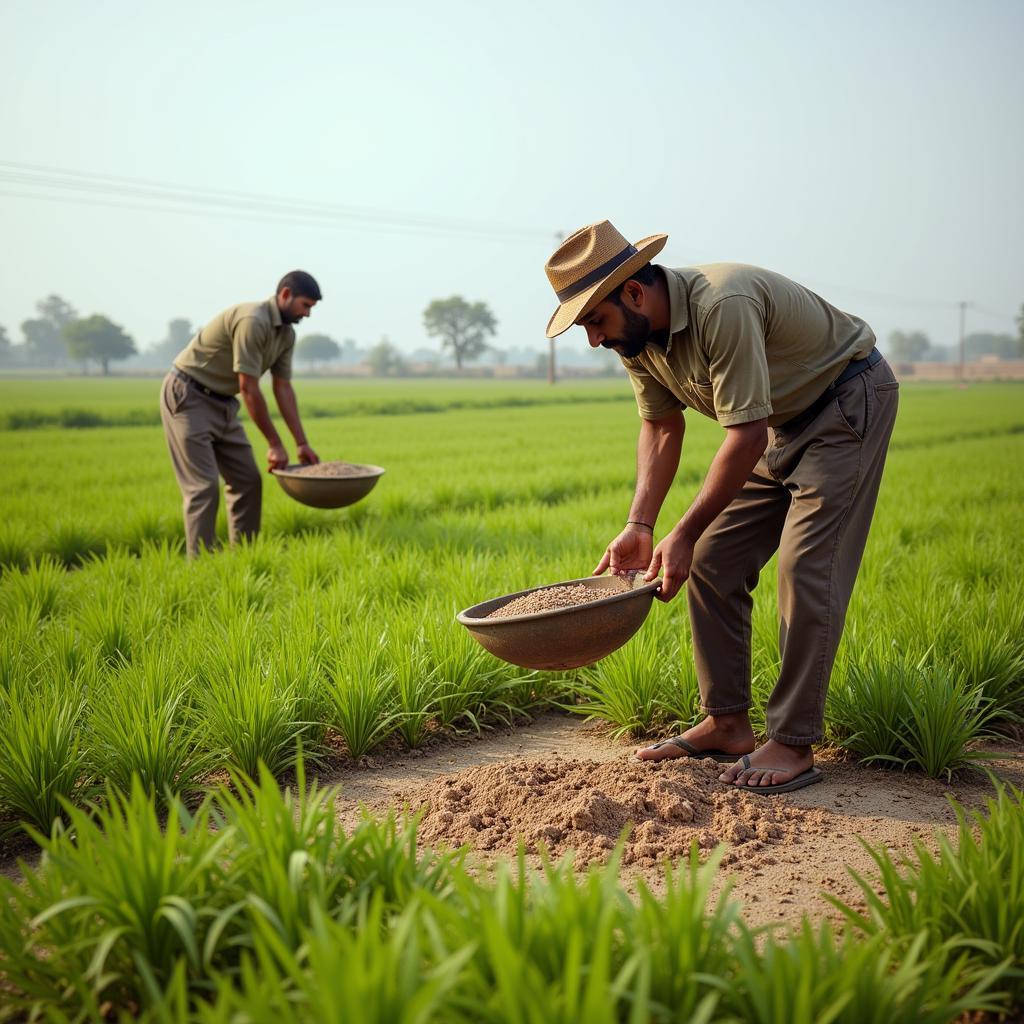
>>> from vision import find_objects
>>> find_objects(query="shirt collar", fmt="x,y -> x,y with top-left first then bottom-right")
267,295 -> 284,328
662,267 -> 690,352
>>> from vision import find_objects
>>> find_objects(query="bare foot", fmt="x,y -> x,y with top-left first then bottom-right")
718,740 -> 814,787
636,713 -> 756,761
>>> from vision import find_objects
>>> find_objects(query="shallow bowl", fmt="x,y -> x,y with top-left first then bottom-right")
456,575 -> 661,671
271,463 -> 385,509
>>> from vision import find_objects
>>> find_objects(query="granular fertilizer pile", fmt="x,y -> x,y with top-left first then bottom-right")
487,579 -> 630,618
411,754 -> 827,866
283,461 -> 375,478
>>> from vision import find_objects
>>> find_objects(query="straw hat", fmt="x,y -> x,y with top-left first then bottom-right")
544,220 -> 668,338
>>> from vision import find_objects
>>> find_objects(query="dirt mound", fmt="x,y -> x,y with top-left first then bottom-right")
411,754 -> 828,867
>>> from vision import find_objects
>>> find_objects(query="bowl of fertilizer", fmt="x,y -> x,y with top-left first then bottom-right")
272,461 -> 385,509
456,573 -> 661,671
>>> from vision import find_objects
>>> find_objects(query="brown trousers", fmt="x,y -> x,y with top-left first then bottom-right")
159,372 -> 262,557
686,357 -> 899,744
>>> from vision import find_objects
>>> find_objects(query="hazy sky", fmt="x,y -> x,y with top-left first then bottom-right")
1,0 -> 1021,361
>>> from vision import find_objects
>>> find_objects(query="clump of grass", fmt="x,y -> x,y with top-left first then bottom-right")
86,650 -> 214,803
827,654 -> 1003,779
45,520 -> 106,567
324,621 -> 400,758
572,627 -> 678,738
833,783 -> 1024,1010
0,686 -> 88,835
0,523 -> 32,571
195,618 -> 309,777
0,555 -> 66,623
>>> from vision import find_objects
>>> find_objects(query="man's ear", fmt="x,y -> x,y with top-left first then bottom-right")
621,279 -> 645,309
278,287 -> 293,304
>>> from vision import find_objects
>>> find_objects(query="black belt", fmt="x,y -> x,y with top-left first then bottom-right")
780,347 -> 882,430
172,368 -> 234,402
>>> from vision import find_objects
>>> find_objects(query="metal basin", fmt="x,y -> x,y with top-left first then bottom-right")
271,463 -> 385,509
456,575 -> 661,671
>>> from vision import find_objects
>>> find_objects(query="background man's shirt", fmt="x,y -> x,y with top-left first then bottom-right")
622,264 -> 875,426
173,297 -> 295,395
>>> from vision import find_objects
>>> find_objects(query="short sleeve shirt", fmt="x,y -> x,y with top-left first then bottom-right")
173,297 -> 295,395
622,265 -> 876,426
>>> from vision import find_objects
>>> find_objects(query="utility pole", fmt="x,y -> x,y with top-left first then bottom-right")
549,232 -> 564,385
957,300 -> 972,386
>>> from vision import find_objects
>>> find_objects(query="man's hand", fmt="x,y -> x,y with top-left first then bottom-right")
267,443 -> 288,472
594,523 -> 654,577
645,525 -> 695,601
296,442 -> 319,465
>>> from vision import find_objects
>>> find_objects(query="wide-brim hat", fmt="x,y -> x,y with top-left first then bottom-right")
544,220 -> 668,339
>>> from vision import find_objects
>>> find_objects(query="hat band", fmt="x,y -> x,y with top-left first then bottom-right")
555,243 -> 638,303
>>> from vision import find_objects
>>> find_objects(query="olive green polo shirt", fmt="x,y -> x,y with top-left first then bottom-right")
622,264 -> 876,426
173,296 -> 295,396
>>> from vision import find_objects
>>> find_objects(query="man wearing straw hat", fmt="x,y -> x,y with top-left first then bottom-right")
544,222 -> 898,794
160,271 -> 322,557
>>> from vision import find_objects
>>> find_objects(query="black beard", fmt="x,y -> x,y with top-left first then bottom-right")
602,304 -> 661,358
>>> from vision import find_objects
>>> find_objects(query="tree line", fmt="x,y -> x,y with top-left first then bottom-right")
887,310 -> 1024,363
0,294 -> 508,375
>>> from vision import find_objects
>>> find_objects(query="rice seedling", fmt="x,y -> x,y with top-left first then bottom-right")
86,649 -> 214,803
200,898 -> 472,1024
0,554 -> 66,622
0,779 -> 233,1016
726,923 -> 1006,1024
385,619 -> 441,749
0,522 -> 31,571
0,684 -> 88,834
324,620 -> 400,758
833,783 -> 1024,1009
75,586 -> 134,665
44,519 -> 106,567
573,626 -> 680,738
194,617 -> 308,777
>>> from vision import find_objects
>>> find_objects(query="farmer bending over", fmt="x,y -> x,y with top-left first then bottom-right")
543,222 -> 898,794
160,271 -> 321,557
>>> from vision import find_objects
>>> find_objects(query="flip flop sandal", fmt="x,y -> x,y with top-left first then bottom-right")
642,736 -> 746,764
727,754 -> 824,795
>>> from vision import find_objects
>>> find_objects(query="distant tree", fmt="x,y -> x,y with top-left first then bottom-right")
36,294 -> 78,331
149,318 -> 194,363
20,294 -> 79,367
887,330 -> 930,362
423,296 -> 497,370
367,336 -> 407,377
0,324 -> 9,364
964,331 -> 1018,360
21,318 -> 65,366
62,315 -> 136,375
1018,304 -> 1024,354
296,333 -> 340,369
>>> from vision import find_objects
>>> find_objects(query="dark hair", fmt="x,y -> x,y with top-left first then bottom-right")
604,263 -> 658,306
277,270 -> 322,301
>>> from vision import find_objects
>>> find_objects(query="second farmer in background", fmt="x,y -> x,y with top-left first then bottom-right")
160,270 -> 322,557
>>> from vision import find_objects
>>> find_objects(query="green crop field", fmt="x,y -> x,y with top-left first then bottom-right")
1,376 -> 1023,1020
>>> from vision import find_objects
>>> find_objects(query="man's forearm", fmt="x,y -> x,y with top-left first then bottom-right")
272,380 -> 309,444
240,386 -> 282,446
630,412 -> 684,526
676,421 -> 767,542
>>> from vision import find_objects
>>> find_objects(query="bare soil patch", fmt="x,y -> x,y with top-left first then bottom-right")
326,712 -> 1024,929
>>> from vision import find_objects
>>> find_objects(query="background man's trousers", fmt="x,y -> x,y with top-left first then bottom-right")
160,372 -> 262,557
686,358 -> 900,744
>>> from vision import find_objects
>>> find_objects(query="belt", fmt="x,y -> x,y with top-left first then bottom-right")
780,347 -> 882,430
172,367 -> 234,402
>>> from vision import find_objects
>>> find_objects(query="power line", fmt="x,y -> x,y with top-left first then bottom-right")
0,160 -> 555,242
